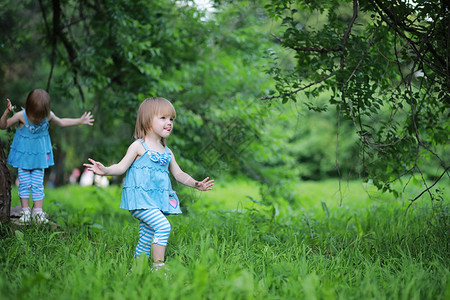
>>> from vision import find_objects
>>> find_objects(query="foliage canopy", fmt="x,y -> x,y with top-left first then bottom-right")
263,0 -> 449,203
0,0 -> 281,189
0,0 -> 447,205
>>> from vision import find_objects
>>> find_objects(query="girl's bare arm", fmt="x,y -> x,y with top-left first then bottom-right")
84,140 -> 142,176
169,149 -> 214,191
49,111 -> 94,127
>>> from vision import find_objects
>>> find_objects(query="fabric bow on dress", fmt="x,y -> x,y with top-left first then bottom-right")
148,151 -> 171,166
26,122 -> 49,134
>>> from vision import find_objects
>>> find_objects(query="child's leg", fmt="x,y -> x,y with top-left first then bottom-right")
26,169 -> 48,223
152,244 -> 166,263
135,221 -> 155,257
130,209 -> 171,263
18,168 -> 32,208
17,168 -> 32,222
29,169 -> 45,207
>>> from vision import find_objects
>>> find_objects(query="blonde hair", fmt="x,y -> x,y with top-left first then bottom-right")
134,97 -> 176,145
25,89 -> 50,124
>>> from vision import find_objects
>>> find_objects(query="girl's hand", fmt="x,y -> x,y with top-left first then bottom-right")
5,98 -> 14,112
80,112 -> 95,126
1,99 -> 18,129
83,158 -> 106,175
194,177 -> 214,191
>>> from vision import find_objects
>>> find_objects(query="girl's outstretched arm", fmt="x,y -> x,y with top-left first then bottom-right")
83,158 -> 108,175
84,140 -> 143,176
49,111 -> 94,127
169,149 -> 214,191
0,99 -> 22,129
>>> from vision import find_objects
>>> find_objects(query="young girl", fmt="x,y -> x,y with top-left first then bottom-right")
83,97 -> 214,270
0,89 -> 94,223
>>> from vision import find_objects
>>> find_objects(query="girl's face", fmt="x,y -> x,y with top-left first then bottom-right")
151,114 -> 174,139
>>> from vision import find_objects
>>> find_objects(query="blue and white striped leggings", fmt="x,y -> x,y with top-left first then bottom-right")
18,168 -> 45,201
130,209 -> 172,257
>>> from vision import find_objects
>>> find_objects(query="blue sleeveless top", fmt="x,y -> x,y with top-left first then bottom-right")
120,139 -> 182,215
7,110 -> 54,170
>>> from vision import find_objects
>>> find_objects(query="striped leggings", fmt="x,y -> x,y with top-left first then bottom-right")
18,168 -> 45,201
130,209 -> 172,258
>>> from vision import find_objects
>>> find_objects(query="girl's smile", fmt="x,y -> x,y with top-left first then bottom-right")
152,115 -> 174,138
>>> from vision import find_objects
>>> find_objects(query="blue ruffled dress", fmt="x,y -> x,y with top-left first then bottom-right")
120,139 -> 182,215
7,110 -> 54,170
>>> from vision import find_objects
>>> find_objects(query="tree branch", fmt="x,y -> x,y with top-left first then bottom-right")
406,166 -> 450,214
38,0 -> 55,91
340,0 -> 358,70
369,0 -> 448,80
260,73 -> 335,101
270,33 -> 342,53
263,0 -> 358,101
48,0 -> 85,102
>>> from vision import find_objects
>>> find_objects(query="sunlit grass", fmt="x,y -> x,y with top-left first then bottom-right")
1,178 -> 448,299
187,177 -> 261,211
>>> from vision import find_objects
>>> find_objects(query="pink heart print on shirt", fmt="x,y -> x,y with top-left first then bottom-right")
169,198 -> 178,209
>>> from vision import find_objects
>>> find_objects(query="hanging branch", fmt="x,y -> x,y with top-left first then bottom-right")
53,0 -> 85,102
38,0 -> 55,91
406,166 -> 450,214
369,0 -> 449,81
339,0 -> 358,70
270,33 -> 342,53
262,0 -> 359,101
263,0 -> 448,205
260,73 -> 335,101
39,0 -> 85,102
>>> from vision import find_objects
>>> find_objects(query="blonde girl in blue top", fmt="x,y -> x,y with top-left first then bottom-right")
0,89 -> 94,223
84,97 -> 214,270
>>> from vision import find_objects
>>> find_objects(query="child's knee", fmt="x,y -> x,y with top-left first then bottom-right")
31,184 -> 45,201
18,188 -> 31,199
163,219 -> 171,231
18,180 -> 31,191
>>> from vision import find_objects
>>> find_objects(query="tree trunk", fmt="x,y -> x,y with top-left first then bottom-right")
48,146 -> 66,186
0,142 -> 11,222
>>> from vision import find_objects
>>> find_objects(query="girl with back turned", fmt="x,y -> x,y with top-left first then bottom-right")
1,89 -> 94,223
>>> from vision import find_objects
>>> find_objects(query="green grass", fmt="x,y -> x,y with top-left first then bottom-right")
1,179 -> 448,299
